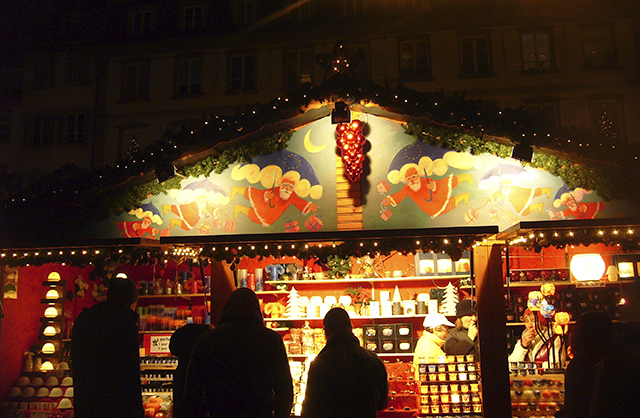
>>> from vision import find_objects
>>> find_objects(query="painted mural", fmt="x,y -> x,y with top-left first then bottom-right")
95,113 -> 633,239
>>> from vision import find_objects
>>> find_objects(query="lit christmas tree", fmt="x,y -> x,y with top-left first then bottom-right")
599,110 -> 618,144
127,136 -> 141,163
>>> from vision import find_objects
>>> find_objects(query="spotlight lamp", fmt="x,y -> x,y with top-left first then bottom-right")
511,143 -> 534,163
331,101 -> 351,124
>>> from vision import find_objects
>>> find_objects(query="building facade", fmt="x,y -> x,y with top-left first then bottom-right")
1,0 -> 638,196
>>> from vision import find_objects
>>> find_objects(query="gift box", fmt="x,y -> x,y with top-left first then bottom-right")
197,224 -> 210,234
222,219 -> 235,233
363,324 -> 379,338
285,219 -> 300,233
381,208 -> 393,221
396,338 -> 414,353
380,339 -> 396,353
377,180 -> 391,194
379,324 -> 396,338
305,215 -> 323,231
395,323 -> 412,338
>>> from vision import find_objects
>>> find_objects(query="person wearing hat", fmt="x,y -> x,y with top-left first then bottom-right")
413,313 -> 455,378
185,288 -> 293,418
444,299 -> 479,361
71,276 -> 143,418
301,307 -> 388,418
508,308 -> 565,368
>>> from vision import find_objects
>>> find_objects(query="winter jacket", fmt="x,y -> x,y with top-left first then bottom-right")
508,329 -> 565,369
444,327 -> 478,361
71,300 -> 143,418
413,331 -> 446,379
301,330 -> 388,418
185,288 -> 293,418
169,323 -> 212,418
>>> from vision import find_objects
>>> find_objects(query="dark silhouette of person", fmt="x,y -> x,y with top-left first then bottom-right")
444,299 -> 479,361
185,288 -> 293,418
301,307 -> 388,418
559,311 -> 615,418
71,276 -> 144,418
169,323 -> 212,418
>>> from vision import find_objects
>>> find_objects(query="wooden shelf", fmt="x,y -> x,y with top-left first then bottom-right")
505,279 -> 634,288
265,275 -> 470,285
138,293 -> 206,299
266,314 -> 428,322
256,290 -> 288,295
509,268 -> 569,272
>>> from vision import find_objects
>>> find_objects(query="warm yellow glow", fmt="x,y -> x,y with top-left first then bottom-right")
570,253 -> 606,281
45,289 -> 60,299
40,361 -> 54,371
43,326 -> 58,337
42,342 -> 56,355
618,262 -> 635,278
47,272 -> 61,282
115,272 -> 128,279
44,307 -> 59,318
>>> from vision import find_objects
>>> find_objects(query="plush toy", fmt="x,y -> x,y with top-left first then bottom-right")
264,302 -> 286,318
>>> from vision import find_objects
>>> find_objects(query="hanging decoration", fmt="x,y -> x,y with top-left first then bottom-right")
335,119 -> 367,182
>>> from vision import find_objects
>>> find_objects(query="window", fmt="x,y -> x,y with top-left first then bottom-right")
183,5 -> 205,30
175,57 -> 203,96
62,111 -> 89,144
33,54 -> 56,89
228,53 -> 257,93
284,49 -> 313,88
342,0 -> 365,15
0,112 -> 11,144
525,102 -> 559,128
459,34 -> 492,77
27,114 -> 56,146
344,44 -> 369,82
131,10 -> 153,35
521,31 -> 554,72
582,26 -> 616,69
399,40 -> 431,79
233,0 -> 256,25
287,0 -> 311,20
67,53 -> 90,85
590,99 -> 624,142
122,62 -> 150,100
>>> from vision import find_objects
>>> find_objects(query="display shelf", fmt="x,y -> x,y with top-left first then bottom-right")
265,275 -> 470,285
138,293 -> 206,299
256,290 -> 288,295
509,268 -> 569,272
266,314 -> 428,322
505,279 -> 634,288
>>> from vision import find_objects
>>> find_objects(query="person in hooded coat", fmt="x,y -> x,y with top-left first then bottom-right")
301,307 -> 388,418
169,323 -> 212,418
71,276 -> 144,418
185,288 -> 293,418
444,299 -> 479,361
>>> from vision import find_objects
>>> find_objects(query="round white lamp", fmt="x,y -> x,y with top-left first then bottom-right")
570,253 -> 606,282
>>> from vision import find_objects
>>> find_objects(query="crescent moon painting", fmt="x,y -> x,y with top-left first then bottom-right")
303,129 -> 327,153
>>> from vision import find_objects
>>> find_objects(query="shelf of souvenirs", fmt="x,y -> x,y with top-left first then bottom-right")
287,352 -> 412,359
138,293 -> 206,299
142,388 -> 173,396
265,275 -> 471,285
504,279 -> 635,288
506,321 -> 576,327
266,314 -> 429,325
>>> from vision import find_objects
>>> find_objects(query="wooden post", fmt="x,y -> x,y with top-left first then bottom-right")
474,243 -> 511,417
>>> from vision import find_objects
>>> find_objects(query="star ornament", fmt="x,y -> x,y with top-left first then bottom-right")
316,41 -> 364,82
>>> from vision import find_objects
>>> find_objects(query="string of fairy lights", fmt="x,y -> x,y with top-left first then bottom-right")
2,224 -> 639,268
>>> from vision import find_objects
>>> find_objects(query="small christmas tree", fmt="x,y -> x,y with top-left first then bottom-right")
285,286 -> 305,318
440,282 -> 459,316
599,110 -> 618,144
127,136 -> 141,163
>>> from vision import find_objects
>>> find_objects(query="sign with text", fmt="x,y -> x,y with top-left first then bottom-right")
143,333 -> 172,355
